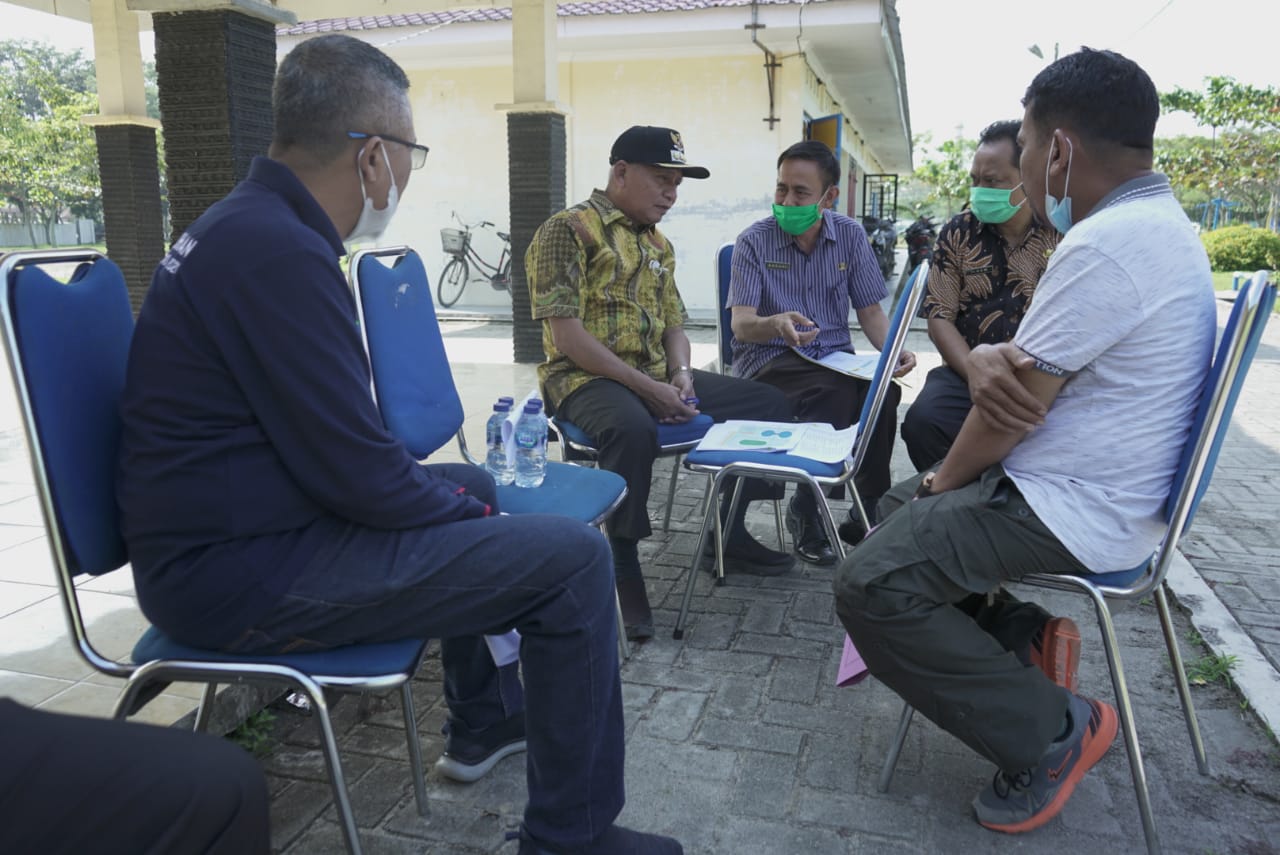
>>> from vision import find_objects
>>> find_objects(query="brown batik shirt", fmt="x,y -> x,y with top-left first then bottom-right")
921,209 -> 1061,347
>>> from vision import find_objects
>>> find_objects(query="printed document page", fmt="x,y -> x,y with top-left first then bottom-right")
695,420 -> 855,464
792,348 -> 880,380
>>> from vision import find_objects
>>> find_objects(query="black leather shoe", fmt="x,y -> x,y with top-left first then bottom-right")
701,530 -> 795,576
785,501 -> 837,566
837,513 -> 868,547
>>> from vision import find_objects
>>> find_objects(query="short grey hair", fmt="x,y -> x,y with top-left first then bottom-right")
272,34 -> 411,163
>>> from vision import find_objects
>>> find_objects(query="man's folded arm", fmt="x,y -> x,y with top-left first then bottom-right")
930,351 -> 1068,492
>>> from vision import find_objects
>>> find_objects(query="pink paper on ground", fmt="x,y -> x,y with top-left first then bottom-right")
836,633 -> 869,687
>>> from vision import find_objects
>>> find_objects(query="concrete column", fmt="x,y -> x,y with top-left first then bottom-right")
507,112 -> 567,364
505,0 -> 563,364
152,7 -> 278,239
82,0 -> 163,308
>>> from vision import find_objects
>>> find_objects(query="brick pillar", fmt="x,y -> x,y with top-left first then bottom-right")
152,10 -> 276,239
507,111 -> 566,364
93,124 -> 166,312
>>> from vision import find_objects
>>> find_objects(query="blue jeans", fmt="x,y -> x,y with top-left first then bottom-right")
227,464 -> 624,848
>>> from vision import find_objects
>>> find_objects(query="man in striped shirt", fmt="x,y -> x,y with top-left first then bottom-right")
728,141 -> 916,565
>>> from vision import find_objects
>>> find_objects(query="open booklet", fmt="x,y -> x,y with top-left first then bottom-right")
791,347 -> 880,380
694,419 -> 856,464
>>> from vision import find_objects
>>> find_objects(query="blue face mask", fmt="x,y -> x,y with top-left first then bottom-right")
1044,136 -> 1074,235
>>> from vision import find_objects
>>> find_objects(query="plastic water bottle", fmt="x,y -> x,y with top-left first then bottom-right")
485,401 -> 514,485
513,399 -> 547,488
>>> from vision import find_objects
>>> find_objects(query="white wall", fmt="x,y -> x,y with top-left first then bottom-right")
372,50 -> 819,316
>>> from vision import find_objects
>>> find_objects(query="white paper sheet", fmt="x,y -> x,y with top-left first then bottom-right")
694,420 -> 856,464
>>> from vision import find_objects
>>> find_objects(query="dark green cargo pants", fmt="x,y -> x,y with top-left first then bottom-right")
833,464 -> 1088,772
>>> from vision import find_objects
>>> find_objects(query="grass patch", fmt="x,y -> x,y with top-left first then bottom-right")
227,708 -> 277,756
1186,652 -> 1239,686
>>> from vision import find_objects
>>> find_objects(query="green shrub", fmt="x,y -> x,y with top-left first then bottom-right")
1201,225 -> 1280,272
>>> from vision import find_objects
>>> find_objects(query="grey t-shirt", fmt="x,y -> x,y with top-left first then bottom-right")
1004,175 -> 1216,573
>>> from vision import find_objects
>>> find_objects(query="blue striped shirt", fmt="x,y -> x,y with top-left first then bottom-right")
727,210 -> 887,379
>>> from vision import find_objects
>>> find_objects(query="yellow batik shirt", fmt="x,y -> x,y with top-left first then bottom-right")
527,189 -> 689,408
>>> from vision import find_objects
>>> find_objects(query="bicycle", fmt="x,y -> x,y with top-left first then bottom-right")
437,212 -> 512,308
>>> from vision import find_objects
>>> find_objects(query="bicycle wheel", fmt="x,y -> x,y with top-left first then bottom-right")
437,258 -> 469,307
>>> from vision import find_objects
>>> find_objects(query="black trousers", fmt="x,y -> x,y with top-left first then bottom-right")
752,351 -> 901,514
555,369 -> 792,540
901,365 -> 972,472
0,698 -> 270,854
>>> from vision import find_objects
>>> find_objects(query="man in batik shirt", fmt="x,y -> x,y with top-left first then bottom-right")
527,126 -> 795,642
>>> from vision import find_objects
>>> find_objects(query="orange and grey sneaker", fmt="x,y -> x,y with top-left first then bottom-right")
1028,617 -> 1081,693
973,694 -> 1118,833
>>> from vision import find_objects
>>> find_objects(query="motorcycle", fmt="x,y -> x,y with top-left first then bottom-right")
861,215 -> 898,279
893,214 -> 938,304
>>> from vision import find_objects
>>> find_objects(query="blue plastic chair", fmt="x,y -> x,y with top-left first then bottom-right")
672,259 -> 931,638
551,409 -> 714,534
876,271 -> 1277,855
0,250 -> 431,855
347,247 -> 631,658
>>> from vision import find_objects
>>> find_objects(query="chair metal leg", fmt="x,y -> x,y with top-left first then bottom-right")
848,482 -> 872,533
715,477 -> 746,586
301,678 -> 364,855
600,522 -> 630,662
1085,584 -> 1161,855
400,682 -> 430,818
773,498 -> 785,549
193,682 -> 217,732
615,591 -> 630,662
1155,583 -> 1210,775
674,474 -> 720,639
661,454 -> 682,533
878,702 -> 915,793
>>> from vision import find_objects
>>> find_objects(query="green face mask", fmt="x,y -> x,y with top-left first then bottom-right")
772,202 -> 822,236
969,184 -> 1024,224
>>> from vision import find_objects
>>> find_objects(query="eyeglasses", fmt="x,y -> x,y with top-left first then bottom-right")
347,131 -> 430,170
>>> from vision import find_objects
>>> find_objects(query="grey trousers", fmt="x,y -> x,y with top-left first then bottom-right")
833,464 -> 1087,771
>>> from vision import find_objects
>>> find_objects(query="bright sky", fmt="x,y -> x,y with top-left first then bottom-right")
897,0 -> 1277,144
8,0 -> 1276,143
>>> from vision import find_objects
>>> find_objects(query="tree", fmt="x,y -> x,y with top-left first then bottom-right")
1160,76 -> 1280,231
0,40 -> 101,245
910,133 -> 975,219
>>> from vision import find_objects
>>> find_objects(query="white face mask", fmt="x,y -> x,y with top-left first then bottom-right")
346,143 -> 400,244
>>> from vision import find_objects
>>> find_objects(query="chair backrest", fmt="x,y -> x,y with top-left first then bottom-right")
849,259 -> 930,475
1156,271 -> 1275,574
1,251 -> 133,577
350,247 -> 465,460
715,241 -> 734,373
1,250 -> 134,676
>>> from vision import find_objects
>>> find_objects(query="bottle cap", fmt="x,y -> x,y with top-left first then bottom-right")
494,402 -> 510,412
499,396 -> 514,405
523,401 -> 540,414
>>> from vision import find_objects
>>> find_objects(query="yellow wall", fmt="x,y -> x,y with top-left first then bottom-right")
381,51 -> 825,313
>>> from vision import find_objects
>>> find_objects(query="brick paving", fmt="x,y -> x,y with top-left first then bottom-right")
259,402 -> 1280,853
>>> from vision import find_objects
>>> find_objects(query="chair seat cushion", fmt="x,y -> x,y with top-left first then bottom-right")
1080,558 -> 1150,589
132,626 -> 427,678
497,462 -> 626,524
684,447 -> 846,478
556,414 -> 714,451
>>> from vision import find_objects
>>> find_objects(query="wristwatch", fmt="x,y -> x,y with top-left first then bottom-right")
669,365 -> 692,380
913,471 -> 937,500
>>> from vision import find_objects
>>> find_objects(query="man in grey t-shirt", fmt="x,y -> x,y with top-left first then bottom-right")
834,49 -> 1216,835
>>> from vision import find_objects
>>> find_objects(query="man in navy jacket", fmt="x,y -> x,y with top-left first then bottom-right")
117,34 -> 680,855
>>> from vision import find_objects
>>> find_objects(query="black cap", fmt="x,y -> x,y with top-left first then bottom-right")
609,126 -> 710,179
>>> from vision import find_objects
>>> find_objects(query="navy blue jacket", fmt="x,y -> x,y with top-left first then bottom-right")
117,157 -> 488,647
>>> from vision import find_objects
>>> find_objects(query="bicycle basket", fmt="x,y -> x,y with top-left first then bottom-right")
440,228 -> 468,254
